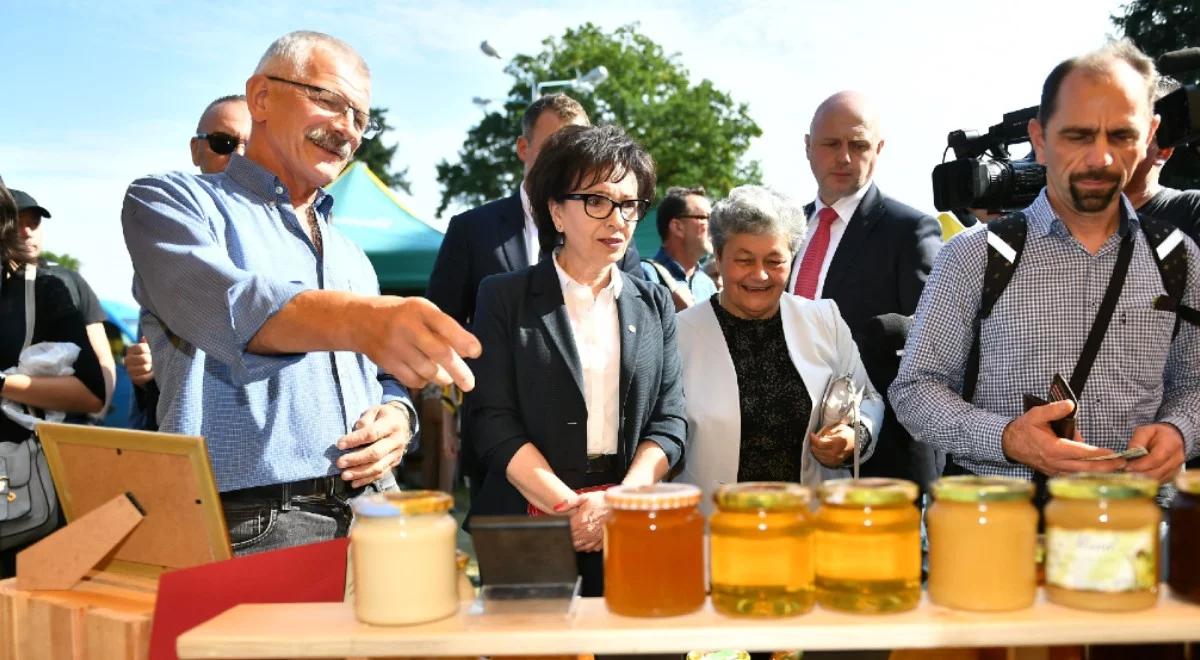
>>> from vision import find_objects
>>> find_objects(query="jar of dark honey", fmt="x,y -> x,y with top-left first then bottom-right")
604,483 -> 705,617
1169,472 -> 1200,603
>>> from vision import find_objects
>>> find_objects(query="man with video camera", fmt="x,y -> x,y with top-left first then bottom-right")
892,40 -> 1200,489
1125,77 -> 1200,245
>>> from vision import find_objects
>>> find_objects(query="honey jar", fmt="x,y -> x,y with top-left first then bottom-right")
351,490 -> 458,625
604,483 -> 705,617
710,482 -> 814,617
1169,472 -> 1200,604
927,476 -> 1037,611
1045,473 -> 1160,611
815,478 -> 920,613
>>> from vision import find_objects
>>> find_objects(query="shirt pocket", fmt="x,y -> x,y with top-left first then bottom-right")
1113,306 -> 1175,392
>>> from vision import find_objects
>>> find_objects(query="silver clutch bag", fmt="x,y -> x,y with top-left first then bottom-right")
817,373 -> 863,478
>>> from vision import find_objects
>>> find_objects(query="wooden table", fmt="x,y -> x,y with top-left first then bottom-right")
176,591 -> 1200,658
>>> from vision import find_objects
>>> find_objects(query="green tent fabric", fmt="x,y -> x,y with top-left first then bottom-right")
633,207 -> 661,259
325,162 -> 444,294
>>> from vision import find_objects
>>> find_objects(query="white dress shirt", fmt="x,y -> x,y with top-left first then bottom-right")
788,181 -> 872,295
552,252 -> 622,457
519,183 -> 540,265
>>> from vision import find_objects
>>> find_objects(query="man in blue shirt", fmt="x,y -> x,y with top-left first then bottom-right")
891,40 -> 1199,487
640,186 -> 718,311
121,31 -> 479,554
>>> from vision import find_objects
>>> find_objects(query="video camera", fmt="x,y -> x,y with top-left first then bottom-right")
932,47 -> 1200,213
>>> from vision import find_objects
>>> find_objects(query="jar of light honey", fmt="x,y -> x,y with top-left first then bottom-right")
604,483 -> 705,617
927,476 -> 1037,611
815,478 -> 921,613
351,491 -> 458,625
710,482 -> 814,617
1169,472 -> 1200,604
1045,473 -> 1160,611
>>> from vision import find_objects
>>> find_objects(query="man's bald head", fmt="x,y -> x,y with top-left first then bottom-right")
805,91 -> 886,205
191,95 -> 251,174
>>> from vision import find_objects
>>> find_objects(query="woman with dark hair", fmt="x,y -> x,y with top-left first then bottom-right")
465,124 -> 686,596
0,177 -> 105,576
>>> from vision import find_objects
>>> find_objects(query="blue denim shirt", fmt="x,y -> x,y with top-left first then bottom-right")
121,155 -> 415,492
640,247 -> 718,302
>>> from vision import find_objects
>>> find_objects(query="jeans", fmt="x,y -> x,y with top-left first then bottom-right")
221,473 -> 399,556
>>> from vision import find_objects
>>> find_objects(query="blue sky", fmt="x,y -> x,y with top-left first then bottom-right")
1,0 -> 1125,304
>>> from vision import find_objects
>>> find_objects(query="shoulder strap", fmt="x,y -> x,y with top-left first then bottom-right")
23,264 -> 36,351
1069,231 -> 1135,397
643,259 -> 679,292
963,212 -> 1028,402
1140,215 -> 1200,331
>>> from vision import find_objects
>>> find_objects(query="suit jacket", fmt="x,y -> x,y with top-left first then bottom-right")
465,259 -> 687,519
426,193 -> 644,328
675,295 -> 883,515
790,183 -> 943,490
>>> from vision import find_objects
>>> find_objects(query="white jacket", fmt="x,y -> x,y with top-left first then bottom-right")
676,295 -> 883,513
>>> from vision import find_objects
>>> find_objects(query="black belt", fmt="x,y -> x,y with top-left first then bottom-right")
223,475 -> 365,503
586,454 -> 618,475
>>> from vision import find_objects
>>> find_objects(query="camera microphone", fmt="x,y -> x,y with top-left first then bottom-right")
1156,48 -> 1200,77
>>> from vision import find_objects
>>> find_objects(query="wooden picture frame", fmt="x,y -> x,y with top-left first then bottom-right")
36,422 -> 231,577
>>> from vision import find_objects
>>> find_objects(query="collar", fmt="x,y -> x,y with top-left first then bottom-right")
814,180 -> 872,222
1025,188 -> 1139,241
223,154 -> 335,216
552,249 -> 623,300
653,246 -> 691,281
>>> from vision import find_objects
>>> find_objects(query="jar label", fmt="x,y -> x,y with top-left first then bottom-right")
1045,526 -> 1156,592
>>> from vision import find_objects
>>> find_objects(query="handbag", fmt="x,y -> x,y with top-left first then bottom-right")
0,264 -> 61,551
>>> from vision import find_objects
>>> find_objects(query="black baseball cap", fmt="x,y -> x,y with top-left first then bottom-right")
10,189 -> 51,219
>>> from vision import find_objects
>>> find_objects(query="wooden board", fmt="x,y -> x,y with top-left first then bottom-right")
0,573 -> 155,660
176,592 -> 1200,658
36,422 -> 230,575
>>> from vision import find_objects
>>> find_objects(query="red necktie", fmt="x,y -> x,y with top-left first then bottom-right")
793,207 -> 838,299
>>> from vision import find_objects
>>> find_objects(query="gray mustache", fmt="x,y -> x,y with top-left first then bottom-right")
307,128 -> 353,159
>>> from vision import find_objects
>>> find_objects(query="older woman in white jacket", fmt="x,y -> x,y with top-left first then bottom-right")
676,186 -> 883,510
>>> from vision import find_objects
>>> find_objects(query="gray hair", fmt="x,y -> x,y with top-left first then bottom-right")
709,185 -> 808,256
254,31 -> 369,79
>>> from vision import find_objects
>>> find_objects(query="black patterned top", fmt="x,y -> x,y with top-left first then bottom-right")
711,295 -> 813,482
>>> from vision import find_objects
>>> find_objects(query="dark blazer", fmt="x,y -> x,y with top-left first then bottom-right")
794,184 -> 943,490
465,260 -> 687,519
426,193 -> 644,328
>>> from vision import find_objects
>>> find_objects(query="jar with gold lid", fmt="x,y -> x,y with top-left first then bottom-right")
815,478 -> 921,613
604,483 -> 705,617
927,476 -> 1037,611
351,490 -> 458,625
710,482 -> 814,617
1045,473 -> 1160,611
1169,471 -> 1200,603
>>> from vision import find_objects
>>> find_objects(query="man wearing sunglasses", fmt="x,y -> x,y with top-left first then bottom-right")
122,31 -> 479,554
189,95 -> 251,175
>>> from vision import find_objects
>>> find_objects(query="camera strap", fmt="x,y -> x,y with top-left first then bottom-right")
962,212 -> 1026,403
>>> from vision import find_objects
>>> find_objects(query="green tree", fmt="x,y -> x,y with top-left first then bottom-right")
1113,0 -> 1200,189
435,23 -> 762,217
41,250 -> 80,271
350,106 -> 412,194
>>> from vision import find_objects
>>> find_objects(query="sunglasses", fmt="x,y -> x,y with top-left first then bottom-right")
194,132 -> 245,155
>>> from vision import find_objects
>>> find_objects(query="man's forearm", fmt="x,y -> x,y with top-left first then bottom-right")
86,323 -> 116,409
246,290 -> 366,355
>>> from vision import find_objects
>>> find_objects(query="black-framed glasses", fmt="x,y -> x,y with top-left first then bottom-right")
194,132 -> 245,155
266,75 -> 381,139
561,193 -> 650,223
676,214 -> 710,221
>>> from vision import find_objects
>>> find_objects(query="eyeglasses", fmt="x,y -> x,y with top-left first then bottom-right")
266,75 -> 381,140
194,132 -> 245,155
561,193 -> 650,223
676,214 -> 710,221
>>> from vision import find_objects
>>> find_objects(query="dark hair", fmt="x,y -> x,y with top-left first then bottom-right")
527,124 -> 656,255
197,94 -> 248,132
1039,39 -> 1156,126
0,177 -> 32,269
655,185 -> 707,241
521,93 -> 589,140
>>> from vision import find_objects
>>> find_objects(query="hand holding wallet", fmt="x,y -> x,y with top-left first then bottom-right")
1022,373 -> 1078,439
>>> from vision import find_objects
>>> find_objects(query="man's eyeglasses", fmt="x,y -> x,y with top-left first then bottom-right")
561,193 -> 650,223
194,132 -> 245,156
676,214 -> 710,221
266,75 -> 381,139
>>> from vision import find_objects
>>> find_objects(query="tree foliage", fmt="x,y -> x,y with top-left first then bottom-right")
435,23 -> 762,217
350,106 -> 412,194
41,250 -> 80,271
1113,0 -> 1200,189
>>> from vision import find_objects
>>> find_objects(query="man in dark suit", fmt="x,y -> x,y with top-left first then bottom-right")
427,94 -> 643,328
788,91 -> 942,491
